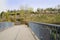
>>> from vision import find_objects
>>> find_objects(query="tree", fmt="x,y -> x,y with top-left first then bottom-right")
27,7 -> 33,12
37,8 -> 41,12
37,8 -> 44,14
45,8 -> 55,11
0,11 -> 5,18
6,10 -> 10,22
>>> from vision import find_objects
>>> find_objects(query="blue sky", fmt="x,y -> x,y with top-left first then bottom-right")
0,0 -> 60,12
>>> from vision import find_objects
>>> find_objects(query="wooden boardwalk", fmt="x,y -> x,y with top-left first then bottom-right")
0,25 -> 39,40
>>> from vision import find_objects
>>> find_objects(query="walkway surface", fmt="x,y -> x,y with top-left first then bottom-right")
0,25 -> 39,40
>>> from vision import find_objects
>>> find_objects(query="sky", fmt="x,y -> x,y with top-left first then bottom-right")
0,0 -> 60,12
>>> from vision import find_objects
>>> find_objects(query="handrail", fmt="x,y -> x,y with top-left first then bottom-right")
28,22 -> 60,40
29,22 -> 60,27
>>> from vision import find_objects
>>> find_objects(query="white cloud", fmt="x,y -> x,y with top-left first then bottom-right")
0,0 -> 7,12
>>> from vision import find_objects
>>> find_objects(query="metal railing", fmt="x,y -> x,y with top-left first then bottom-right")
0,22 -> 14,32
28,22 -> 60,40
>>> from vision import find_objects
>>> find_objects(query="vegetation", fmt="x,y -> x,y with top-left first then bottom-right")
0,5 -> 60,24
